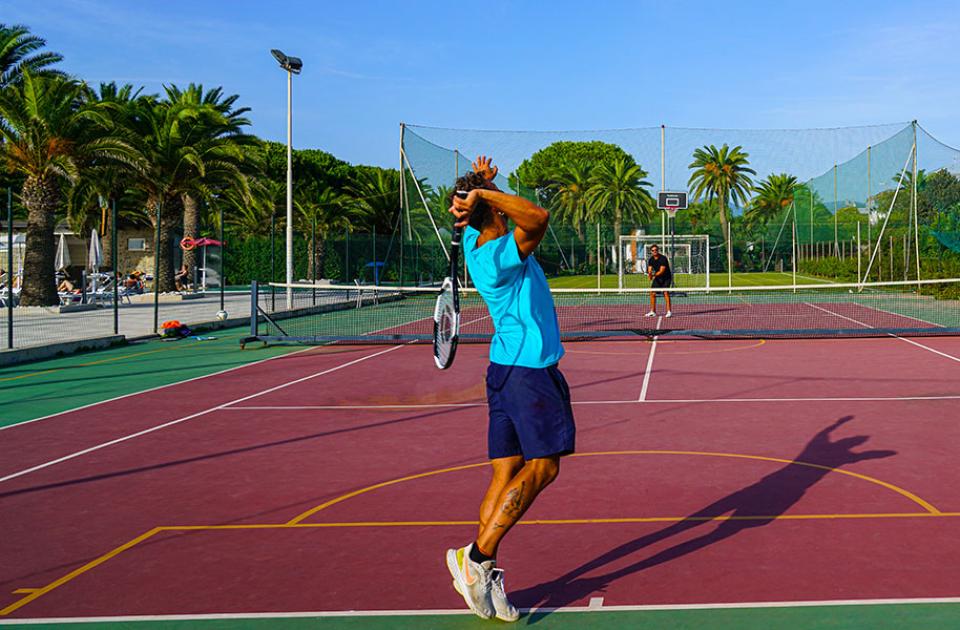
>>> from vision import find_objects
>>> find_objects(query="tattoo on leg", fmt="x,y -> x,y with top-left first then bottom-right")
501,481 -> 526,518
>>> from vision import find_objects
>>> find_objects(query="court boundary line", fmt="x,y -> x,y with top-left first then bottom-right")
0,345 -> 407,485
638,316 -> 661,401
805,303 -> 960,363
7,596 -> 960,624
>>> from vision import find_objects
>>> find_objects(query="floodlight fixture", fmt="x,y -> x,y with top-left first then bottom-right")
271,49 -> 302,74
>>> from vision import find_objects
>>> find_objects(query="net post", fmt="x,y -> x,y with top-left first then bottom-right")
249,280 -> 259,338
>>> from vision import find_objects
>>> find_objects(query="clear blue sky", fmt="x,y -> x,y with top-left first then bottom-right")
7,0 -> 960,168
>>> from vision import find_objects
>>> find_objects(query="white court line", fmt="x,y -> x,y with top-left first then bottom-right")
805,302 -> 960,363
0,343 -> 319,434
5,596 -> 960,624
638,316 -> 661,401
222,393 -> 960,411
0,345 -> 406,485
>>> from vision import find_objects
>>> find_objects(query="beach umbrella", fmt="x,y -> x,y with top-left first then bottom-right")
55,233 -> 72,271
88,229 -> 103,271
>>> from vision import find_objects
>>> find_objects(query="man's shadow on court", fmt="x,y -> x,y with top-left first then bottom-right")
511,415 -> 896,621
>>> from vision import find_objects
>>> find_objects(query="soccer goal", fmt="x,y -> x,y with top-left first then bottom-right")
618,234 -> 711,289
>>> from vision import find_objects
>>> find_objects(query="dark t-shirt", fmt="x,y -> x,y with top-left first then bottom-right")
647,254 -> 672,279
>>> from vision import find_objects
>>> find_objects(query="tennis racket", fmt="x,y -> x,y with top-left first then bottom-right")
433,191 -> 467,369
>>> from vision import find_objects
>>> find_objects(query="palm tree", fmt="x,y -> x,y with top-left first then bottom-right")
296,186 -> 355,280
347,167 -> 401,234
688,144 -> 756,273
67,82 -> 148,265
0,73 -> 131,305
164,84 -> 254,279
585,157 -> 655,255
0,24 -> 64,88
111,91 -> 252,291
746,173 -> 799,228
545,159 -> 593,238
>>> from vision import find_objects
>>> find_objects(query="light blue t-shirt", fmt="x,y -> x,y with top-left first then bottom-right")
463,226 -> 564,368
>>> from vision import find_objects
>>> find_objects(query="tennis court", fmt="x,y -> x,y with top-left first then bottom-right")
3,281 -> 960,628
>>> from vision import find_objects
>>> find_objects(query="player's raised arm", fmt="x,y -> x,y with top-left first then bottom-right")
452,189 -> 548,258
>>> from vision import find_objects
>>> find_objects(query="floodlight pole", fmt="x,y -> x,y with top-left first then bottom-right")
272,48 -> 301,309
285,68 -> 293,309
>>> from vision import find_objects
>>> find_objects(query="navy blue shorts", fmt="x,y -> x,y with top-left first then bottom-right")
486,363 -> 576,460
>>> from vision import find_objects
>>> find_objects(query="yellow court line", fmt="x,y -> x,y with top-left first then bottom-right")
290,450 -> 939,525
8,510 -> 960,617
0,527 -> 164,617
286,461 -> 491,525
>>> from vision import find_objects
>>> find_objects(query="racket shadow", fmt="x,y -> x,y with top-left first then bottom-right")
512,415 -> 896,621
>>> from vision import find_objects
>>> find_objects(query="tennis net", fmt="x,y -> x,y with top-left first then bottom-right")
241,278 -> 960,346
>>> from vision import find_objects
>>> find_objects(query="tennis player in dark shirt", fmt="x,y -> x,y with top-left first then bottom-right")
644,244 -> 672,318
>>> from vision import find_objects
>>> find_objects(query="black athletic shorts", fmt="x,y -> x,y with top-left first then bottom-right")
651,275 -> 672,291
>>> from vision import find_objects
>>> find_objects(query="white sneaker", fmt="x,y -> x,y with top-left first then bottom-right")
665,310 -> 672,318
454,567 -> 519,622
446,544 -> 495,619
644,311 -> 656,317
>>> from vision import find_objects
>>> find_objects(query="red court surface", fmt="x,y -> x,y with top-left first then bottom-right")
2,334 -> 960,623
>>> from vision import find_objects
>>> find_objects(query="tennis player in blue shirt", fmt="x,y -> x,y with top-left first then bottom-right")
445,157 -> 575,622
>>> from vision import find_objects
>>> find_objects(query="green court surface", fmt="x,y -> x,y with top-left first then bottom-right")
548,271 -> 831,289
0,327 -> 301,428
4,602 -> 960,629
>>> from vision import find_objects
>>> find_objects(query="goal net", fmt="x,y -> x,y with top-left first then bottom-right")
618,234 -> 710,288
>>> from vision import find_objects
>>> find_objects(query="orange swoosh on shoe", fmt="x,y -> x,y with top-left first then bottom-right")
459,548 -> 477,586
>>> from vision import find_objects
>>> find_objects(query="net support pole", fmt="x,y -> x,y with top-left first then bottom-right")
455,149 -> 469,288
311,215 -> 317,305
596,222 -> 601,292
705,234 -> 710,288
809,187 -> 813,248
617,234 -> 623,290
912,121 -> 921,288
857,221 -> 862,288
791,202 -> 797,290
861,146 -> 912,284
833,164 -> 839,258
400,148 -> 448,261
6,188 -> 12,349
660,124 -> 666,249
